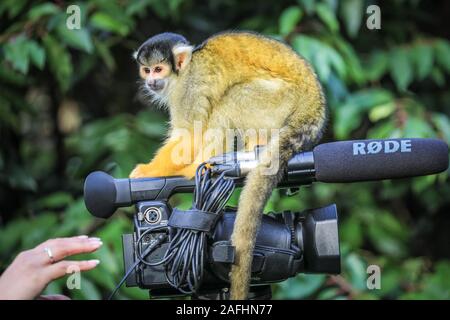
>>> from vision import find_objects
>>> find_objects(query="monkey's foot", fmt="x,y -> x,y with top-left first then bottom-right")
174,165 -> 198,179
129,164 -> 158,178
130,163 -> 202,179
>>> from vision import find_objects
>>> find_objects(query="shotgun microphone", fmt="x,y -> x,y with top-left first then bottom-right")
215,138 -> 448,183
309,138 -> 448,183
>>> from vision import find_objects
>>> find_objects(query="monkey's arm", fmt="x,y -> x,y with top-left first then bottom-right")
172,126 -> 268,178
130,137 -> 193,178
171,135 -> 227,178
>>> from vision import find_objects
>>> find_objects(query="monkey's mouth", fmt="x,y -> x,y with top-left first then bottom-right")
146,80 -> 165,92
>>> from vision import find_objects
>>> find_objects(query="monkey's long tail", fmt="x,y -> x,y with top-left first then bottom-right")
229,121 -> 324,300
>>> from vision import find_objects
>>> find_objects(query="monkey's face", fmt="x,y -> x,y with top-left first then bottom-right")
139,62 -> 172,93
134,33 -> 194,101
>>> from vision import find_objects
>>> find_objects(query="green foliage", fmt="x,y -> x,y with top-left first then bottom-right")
0,0 -> 449,300
279,6 -> 303,36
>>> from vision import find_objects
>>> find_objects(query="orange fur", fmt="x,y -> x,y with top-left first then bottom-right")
130,136 -> 195,178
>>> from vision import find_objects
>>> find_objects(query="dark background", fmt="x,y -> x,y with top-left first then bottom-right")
0,0 -> 449,299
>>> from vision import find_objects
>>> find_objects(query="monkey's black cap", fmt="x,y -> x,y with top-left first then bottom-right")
135,32 -> 189,69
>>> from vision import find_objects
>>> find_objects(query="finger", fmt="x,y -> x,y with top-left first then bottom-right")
69,235 -> 89,240
46,259 -> 100,280
37,294 -> 71,300
36,237 -> 103,263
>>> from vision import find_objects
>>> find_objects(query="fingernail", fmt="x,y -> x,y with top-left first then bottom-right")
89,259 -> 100,266
89,237 -> 101,242
91,240 -> 103,247
77,235 -> 89,239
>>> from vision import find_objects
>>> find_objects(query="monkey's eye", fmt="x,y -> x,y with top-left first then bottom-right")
154,66 -> 162,73
143,67 -> 151,74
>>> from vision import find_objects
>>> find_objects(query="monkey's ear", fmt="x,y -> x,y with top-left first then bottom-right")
132,51 -> 138,60
172,45 -> 193,71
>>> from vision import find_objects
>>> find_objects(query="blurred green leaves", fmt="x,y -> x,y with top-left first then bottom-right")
66,111 -> 167,179
316,3 -> 339,33
279,6 -> 303,36
56,26 -> 93,53
434,40 -> 450,73
0,0 -> 153,92
43,34 -> 73,92
4,35 -> 46,73
27,2 -> 59,22
1,0 -> 449,300
90,12 -> 131,36
292,35 -> 346,82
335,89 -> 393,139
340,0 -> 364,38
390,48 -> 414,92
274,274 -> 326,299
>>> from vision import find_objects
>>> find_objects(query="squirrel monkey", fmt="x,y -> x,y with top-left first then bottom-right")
131,32 -> 327,299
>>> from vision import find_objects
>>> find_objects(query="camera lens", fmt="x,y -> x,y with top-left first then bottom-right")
144,207 -> 162,224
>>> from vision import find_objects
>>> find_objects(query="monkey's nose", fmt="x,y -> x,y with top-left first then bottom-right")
147,79 -> 163,91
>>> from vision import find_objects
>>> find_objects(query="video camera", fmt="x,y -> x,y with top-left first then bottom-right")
83,138 -> 448,299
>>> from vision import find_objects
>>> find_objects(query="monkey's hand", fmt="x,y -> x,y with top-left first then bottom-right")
129,164 -> 159,178
173,163 -> 199,179
130,137 -> 192,178
129,163 -> 198,179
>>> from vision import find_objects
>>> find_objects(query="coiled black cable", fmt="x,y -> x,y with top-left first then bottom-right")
108,162 -> 235,299
108,231 -> 167,300
162,162 -> 235,294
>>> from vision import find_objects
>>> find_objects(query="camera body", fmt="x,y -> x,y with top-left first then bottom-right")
122,200 -> 340,297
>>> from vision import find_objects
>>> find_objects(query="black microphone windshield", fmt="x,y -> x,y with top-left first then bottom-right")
313,138 -> 449,183
84,171 -> 119,218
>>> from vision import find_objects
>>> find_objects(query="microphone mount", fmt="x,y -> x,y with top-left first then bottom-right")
209,146 -> 316,182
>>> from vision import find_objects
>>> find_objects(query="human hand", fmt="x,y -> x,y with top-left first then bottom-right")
0,235 -> 102,300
